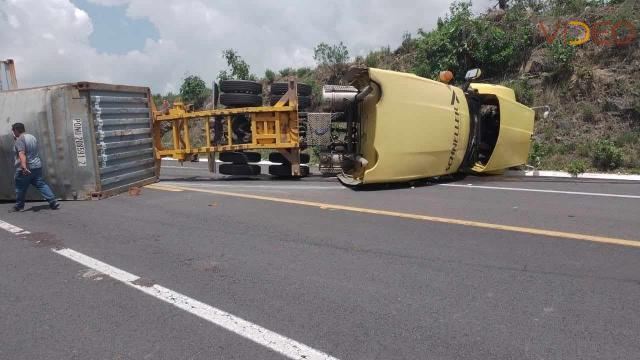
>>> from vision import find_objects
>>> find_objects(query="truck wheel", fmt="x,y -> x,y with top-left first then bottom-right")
270,95 -> 311,109
268,164 -> 310,177
219,151 -> 261,164
220,80 -> 262,94
268,152 -> 310,164
220,93 -> 262,107
270,82 -> 312,96
219,164 -> 261,176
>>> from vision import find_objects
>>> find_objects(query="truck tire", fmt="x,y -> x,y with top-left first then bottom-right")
220,93 -> 262,107
270,82 -> 312,96
219,80 -> 262,94
219,151 -> 261,164
270,95 -> 311,109
268,152 -> 310,164
219,164 -> 261,176
269,164 -> 310,177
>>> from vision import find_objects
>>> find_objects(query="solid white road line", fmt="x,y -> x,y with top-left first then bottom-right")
439,184 -> 640,199
0,219 -> 339,360
505,169 -> 640,181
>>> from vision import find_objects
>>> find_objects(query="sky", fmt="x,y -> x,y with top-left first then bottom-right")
0,0 -> 494,94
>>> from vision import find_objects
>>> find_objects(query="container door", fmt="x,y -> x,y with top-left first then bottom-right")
90,89 -> 157,197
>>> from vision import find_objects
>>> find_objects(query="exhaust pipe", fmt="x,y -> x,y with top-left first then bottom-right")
321,85 -> 358,112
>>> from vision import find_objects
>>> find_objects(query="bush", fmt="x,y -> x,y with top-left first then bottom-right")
549,0 -> 612,15
581,104 -> 595,122
506,79 -> 534,106
547,39 -> 576,71
179,75 -> 210,109
567,160 -> 587,177
528,140 -> 548,167
264,69 -> 275,83
413,1 -> 535,80
592,139 -> 624,171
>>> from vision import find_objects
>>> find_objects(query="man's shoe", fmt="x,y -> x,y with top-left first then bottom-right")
10,206 -> 24,213
50,202 -> 61,210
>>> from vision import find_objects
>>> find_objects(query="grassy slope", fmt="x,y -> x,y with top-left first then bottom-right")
290,2 -> 640,173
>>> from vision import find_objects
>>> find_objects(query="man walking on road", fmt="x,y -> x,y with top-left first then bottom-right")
11,123 -> 60,212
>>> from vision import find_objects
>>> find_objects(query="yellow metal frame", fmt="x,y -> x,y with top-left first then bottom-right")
152,78 -> 302,175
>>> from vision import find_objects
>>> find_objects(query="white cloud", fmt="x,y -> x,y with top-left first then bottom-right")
0,0 -> 493,93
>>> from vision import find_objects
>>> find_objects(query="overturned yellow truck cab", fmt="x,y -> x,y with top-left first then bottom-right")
318,67 -> 534,186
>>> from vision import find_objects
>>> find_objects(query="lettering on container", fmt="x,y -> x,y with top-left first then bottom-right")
73,118 -> 87,167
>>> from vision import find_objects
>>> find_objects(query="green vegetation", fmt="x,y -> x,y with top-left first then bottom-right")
264,69 -> 276,83
592,139 -> 624,171
547,39 -> 576,72
413,1 -> 535,80
152,0 -> 639,173
313,42 -> 350,67
179,75 -> 210,110
567,159 -> 588,176
505,79 -> 534,106
581,104 -> 595,122
218,49 -> 256,81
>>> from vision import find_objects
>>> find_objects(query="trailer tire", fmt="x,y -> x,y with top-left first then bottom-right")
270,82 -> 312,96
269,164 -> 310,177
220,93 -> 262,107
219,80 -> 262,94
270,95 -> 311,109
219,164 -> 261,176
268,152 -> 310,164
219,151 -> 261,164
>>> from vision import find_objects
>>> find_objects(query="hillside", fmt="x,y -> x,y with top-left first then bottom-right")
159,0 -> 640,174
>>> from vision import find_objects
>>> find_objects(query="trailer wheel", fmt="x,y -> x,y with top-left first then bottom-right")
220,93 -> 262,107
270,82 -> 312,96
268,164 -> 310,177
219,151 -> 261,164
270,95 -> 311,109
219,164 -> 261,176
220,80 -> 262,94
268,152 -> 310,164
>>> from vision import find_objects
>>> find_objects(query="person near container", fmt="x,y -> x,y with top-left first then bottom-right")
10,122 -> 60,212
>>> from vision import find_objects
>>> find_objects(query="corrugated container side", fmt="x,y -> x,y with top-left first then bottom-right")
88,85 -> 157,198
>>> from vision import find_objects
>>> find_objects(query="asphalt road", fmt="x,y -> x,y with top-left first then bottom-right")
1,162 -> 639,359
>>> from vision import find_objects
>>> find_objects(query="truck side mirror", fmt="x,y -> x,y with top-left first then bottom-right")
462,68 -> 482,91
465,68 -> 482,81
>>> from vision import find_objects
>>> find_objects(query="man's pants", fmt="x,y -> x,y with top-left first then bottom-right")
14,167 -> 57,210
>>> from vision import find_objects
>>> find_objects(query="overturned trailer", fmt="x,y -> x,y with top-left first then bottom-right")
0,82 -> 158,201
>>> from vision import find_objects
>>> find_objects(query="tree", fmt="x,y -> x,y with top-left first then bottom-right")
313,41 -> 350,66
179,75 -> 210,109
218,49 -> 256,81
313,41 -> 350,83
413,1 -> 534,80
264,69 -> 276,83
